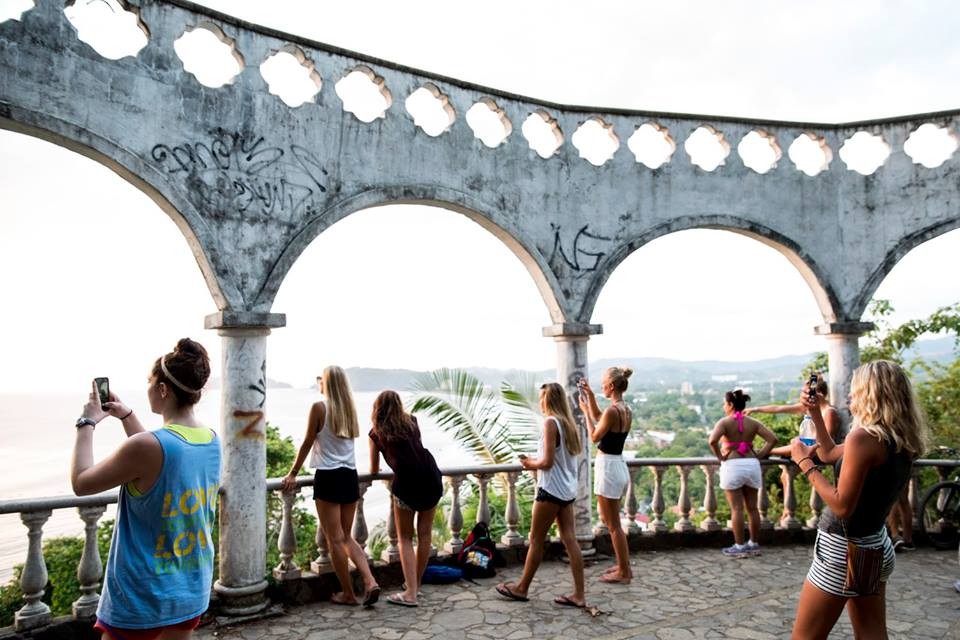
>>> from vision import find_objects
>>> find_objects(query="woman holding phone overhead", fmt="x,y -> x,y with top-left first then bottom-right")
71,338 -> 220,640
577,367 -> 634,583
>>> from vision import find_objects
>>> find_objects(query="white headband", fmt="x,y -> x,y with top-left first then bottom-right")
160,355 -> 201,394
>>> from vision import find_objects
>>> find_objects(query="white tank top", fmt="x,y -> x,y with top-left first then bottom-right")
537,416 -> 578,501
308,402 -> 356,470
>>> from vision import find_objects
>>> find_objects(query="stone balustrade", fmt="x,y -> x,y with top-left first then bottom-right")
2,457 -> 958,633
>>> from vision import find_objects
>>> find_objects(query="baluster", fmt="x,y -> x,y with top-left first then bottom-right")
381,483 -> 401,563
476,474 -> 491,525
807,489 -> 824,529
444,475 -> 465,554
14,509 -> 52,632
908,469 -> 921,530
501,472 -> 523,547
311,516 -> 331,574
352,481 -> 370,560
625,466 -> 640,535
273,488 -> 301,580
650,466 -> 667,534
73,505 -> 107,618
700,464 -> 720,532
675,465 -> 694,532
758,466 -> 773,529
779,463 -> 801,530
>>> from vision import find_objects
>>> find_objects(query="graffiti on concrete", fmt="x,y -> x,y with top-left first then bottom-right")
247,359 -> 266,409
549,223 -> 612,273
233,410 -> 264,439
150,129 -> 329,220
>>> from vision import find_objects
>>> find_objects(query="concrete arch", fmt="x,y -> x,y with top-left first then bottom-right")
0,110 -> 235,309
578,215 -> 840,325
256,186 -> 567,323
852,218 -> 960,319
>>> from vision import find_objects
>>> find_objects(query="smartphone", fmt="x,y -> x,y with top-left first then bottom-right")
807,372 -> 818,402
94,377 -> 110,407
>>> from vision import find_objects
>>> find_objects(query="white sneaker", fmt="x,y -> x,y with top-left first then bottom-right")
722,544 -> 748,558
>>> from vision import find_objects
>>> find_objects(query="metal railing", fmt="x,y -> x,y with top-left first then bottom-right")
3,456 -> 958,632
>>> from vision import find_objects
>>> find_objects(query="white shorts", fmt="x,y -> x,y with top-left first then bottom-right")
719,457 -> 762,490
594,452 -> 629,499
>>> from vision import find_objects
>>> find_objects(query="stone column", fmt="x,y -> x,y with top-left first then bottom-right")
206,311 -> 285,617
543,322 -> 602,549
814,321 -> 873,433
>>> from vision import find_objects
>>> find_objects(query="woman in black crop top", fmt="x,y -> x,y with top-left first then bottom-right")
788,360 -> 928,639
578,366 -> 634,584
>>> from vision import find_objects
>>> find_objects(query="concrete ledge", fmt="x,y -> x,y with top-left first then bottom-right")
204,311 -> 287,330
542,323 -> 603,338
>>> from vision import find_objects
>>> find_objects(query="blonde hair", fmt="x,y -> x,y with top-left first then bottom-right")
322,365 -> 359,439
605,366 -> 633,393
540,382 -> 582,456
849,360 -> 928,459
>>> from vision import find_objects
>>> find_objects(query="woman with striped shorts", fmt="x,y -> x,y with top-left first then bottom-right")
789,361 -> 929,639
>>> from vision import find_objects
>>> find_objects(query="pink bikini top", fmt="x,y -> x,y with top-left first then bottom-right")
723,411 -> 752,455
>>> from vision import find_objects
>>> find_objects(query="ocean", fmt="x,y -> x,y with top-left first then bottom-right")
0,388 -> 476,583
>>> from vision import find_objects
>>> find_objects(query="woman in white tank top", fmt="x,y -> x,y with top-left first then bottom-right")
282,366 -> 379,607
496,382 -> 586,609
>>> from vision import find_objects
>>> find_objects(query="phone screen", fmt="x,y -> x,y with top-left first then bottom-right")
95,377 -> 110,406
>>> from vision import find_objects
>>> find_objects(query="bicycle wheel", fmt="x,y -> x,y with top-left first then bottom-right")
919,481 -> 960,550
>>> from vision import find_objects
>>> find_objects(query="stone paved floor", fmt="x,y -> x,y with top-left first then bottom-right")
204,546 -> 960,640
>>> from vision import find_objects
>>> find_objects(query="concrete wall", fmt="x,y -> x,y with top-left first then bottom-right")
1,0 -> 958,328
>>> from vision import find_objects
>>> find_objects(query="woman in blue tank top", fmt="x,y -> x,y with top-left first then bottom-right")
70,339 -> 220,640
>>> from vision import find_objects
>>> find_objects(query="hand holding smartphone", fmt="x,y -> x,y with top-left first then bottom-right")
94,377 -> 110,407
807,372 -> 818,402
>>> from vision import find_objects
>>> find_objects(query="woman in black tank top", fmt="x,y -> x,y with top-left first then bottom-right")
578,366 -> 634,584
788,361 -> 929,640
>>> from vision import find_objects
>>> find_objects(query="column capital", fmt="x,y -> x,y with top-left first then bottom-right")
542,322 -> 603,338
204,311 -> 286,331
814,321 -> 874,336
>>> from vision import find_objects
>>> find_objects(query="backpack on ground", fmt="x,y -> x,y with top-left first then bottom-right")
422,564 -> 463,584
457,521 -> 502,580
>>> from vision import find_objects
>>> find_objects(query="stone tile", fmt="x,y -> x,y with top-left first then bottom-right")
195,547 -> 956,640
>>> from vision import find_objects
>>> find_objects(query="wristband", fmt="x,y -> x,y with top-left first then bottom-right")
802,464 -> 819,477
120,409 -> 134,421
796,456 -> 812,466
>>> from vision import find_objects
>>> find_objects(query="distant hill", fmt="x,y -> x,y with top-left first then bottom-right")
294,336 -> 958,392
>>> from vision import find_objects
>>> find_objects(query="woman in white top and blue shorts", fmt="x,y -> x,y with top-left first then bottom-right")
496,382 -> 586,608
282,366 -> 380,607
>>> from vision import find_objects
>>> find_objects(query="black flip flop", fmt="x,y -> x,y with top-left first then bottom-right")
363,585 -> 381,607
495,583 -> 529,602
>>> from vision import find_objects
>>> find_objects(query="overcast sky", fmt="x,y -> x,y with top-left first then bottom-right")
1,0 -> 959,392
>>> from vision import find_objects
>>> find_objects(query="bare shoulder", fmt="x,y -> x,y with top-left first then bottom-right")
122,431 -> 163,457
845,428 -> 887,460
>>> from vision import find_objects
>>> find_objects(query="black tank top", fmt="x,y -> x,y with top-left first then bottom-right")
598,404 -> 630,455
819,439 -> 913,537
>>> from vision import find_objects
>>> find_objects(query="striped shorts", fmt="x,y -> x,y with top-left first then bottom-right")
807,528 -> 895,597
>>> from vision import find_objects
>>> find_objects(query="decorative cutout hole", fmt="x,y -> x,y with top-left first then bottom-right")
684,126 -> 730,172
1,0 -> 34,24
839,131 -> 890,175
335,66 -> 392,123
571,117 -> 619,166
904,123 -> 958,169
521,110 -> 563,159
465,98 -> 512,148
788,132 -> 832,177
737,130 -> 782,174
259,46 -> 321,108
174,23 -> 244,89
63,0 -> 148,60
404,84 -> 455,137
627,123 -> 676,169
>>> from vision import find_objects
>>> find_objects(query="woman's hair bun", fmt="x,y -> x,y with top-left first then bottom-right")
622,367 -> 634,379
175,337 -> 207,358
